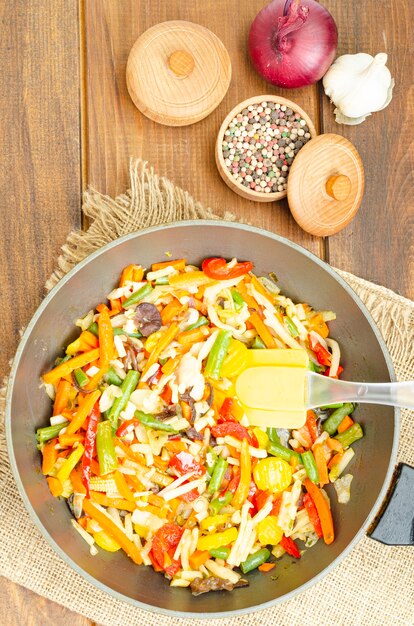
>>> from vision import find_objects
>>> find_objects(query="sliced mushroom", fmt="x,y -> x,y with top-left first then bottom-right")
134,303 -> 162,337
190,576 -> 249,595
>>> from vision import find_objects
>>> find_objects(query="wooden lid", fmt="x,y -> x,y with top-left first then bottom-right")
126,21 -> 231,127
287,134 -> 364,236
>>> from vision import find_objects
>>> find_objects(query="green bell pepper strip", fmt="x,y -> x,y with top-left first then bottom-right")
302,450 -> 319,483
207,457 -> 228,494
231,289 -> 245,311
308,360 -> 324,373
96,420 -> 118,475
122,283 -> 153,308
204,330 -> 232,380
323,403 -> 355,435
186,316 -> 209,331
104,367 -> 124,387
36,422 -> 68,443
209,490 -> 232,515
335,423 -> 364,448
285,316 -> 299,338
73,367 -> 89,388
252,336 -> 266,349
107,370 -> 140,429
209,546 -> 230,560
267,428 -> 281,444
135,410 -> 178,433
267,441 -> 302,464
240,548 -> 270,574
87,322 -> 142,339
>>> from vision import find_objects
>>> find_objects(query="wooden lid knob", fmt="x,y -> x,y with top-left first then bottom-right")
168,50 -> 195,77
287,134 -> 364,237
326,174 -> 351,201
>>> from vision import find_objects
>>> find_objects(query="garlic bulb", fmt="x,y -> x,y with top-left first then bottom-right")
323,52 -> 394,125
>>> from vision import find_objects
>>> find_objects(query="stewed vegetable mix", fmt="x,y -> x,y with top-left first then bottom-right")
38,257 -> 363,594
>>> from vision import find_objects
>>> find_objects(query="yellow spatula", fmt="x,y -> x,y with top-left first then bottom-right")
235,349 -> 414,428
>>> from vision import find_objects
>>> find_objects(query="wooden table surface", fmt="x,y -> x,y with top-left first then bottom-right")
1,0 -> 413,623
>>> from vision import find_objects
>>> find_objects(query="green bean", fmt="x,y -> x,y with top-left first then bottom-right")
73,368 -> 89,388
207,457 -> 228,494
252,336 -> 266,349
96,420 -> 118,475
285,316 -> 299,338
302,450 -> 319,483
268,441 -> 302,464
267,428 -> 281,444
36,422 -> 68,443
205,448 -> 218,477
56,354 -> 72,365
87,322 -> 99,337
104,367 -> 123,386
308,360 -> 323,373
320,403 -> 344,410
335,423 -> 364,448
186,316 -> 209,331
87,322 -> 142,339
135,410 -> 178,433
107,370 -> 140,429
209,490 -> 232,515
231,289 -> 245,311
204,330 -> 232,380
240,548 -> 270,574
122,283 -> 153,308
323,403 -> 355,435
209,546 -> 230,560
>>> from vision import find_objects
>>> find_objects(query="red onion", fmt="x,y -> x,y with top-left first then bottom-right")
249,0 -> 338,89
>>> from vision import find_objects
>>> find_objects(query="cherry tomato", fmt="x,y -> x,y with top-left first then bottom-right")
202,257 -> 253,280
150,523 -> 183,570
169,451 -> 206,477
253,457 -> 293,493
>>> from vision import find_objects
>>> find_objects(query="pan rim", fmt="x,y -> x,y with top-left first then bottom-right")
5,219 -> 400,618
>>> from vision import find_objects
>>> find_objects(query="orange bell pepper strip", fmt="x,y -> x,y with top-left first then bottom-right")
313,443 -> 329,487
65,389 -> 101,435
338,415 -> 354,433
161,356 -> 180,376
43,349 -> 100,385
114,470 -> 136,503
98,307 -> 114,367
308,313 -> 329,339
42,440 -> 58,475
140,322 -> 180,380
164,439 -> 187,453
59,433 -> 85,447
47,476 -> 63,497
303,478 -> 334,545
160,298 -> 183,325
119,264 -> 144,286
189,550 -> 210,569
328,451 -> 344,469
249,312 -> 277,349
70,468 -> 86,494
232,438 -> 251,509
152,258 -> 186,272
89,492 -> 136,512
326,437 -> 343,453
82,497 -> 142,564
53,380 -> 72,416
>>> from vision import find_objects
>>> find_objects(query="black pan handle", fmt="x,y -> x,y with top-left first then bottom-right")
367,463 -> 414,546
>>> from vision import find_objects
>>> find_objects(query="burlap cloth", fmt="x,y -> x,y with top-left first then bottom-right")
1,160 -> 413,625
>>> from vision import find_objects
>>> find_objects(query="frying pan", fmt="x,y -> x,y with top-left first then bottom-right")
5,221 -> 410,617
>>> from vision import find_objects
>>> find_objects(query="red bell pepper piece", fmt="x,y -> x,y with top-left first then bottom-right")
169,451 -> 206,477
211,422 -> 258,447
165,559 -> 181,577
254,489 -> 271,511
202,257 -> 253,280
323,365 -> 344,379
303,493 -> 323,538
218,398 -> 237,423
305,410 -> 319,443
225,471 -> 240,495
280,535 -> 301,559
115,418 -> 138,438
180,487 -> 200,502
81,401 -> 101,498
150,523 -> 183,571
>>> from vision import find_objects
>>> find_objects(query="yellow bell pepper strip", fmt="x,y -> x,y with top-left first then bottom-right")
197,527 -> 238,552
303,478 -> 334,545
42,348 -> 100,385
107,369 -> 140,429
82,497 -> 142,564
204,330 -> 232,380
93,530 -> 121,552
42,440 -> 58,475
53,380 -> 72,415
249,312 -> 277,349
200,514 -> 229,532
66,330 -> 99,356
96,421 -> 118,475
65,389 -> 101,435
168,270 -> 212,288
56,443 -> 85,484
152,258 -> 186,272
232,438 -> 251,508
98,306 -> 114,367
140,322 -> 180,380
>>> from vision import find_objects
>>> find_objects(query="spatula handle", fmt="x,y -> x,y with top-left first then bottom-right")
307,372 -> 414,410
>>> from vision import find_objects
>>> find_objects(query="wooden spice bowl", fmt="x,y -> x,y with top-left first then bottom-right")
215,95 -> 317,202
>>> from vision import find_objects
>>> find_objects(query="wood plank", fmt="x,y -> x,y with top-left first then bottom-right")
0,0 -> 82,376
0,577 -> 93,626
320,0 -> 414,298
83,0 -> 323,258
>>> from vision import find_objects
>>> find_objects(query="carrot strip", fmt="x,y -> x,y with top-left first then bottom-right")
189,550 -> 210,569
42,440 -> 58,475
251,276 -> 274,304
59,433 -> 85,447
114,470 -> 136,503
70,468 -> 86,494
89,492 -> 135,512
237,281 -> 260,311
43,349 -> 100,385
66,389 -> 101,435
140,322 -> 180,379
328,451 -> 344,469
53,380 -> 72,416
84,364 -> 109,391
82,497 -> 142,564
338,416 -> 354,434
98,307 -> 114,367
258,562 -> 276,572
177,327 -> 209,345
152,258 -> 186,272
249,312 -> 277,349
303,478 -> 334,545
160,298 -> 183,325
47,476 -> 63,497
313,444 -> 329,487
152,456 -> 170,471
326,437 -> 343,452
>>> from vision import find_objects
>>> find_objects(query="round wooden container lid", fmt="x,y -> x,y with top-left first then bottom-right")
287,134 -> 364,236
126,21 -> 231,127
